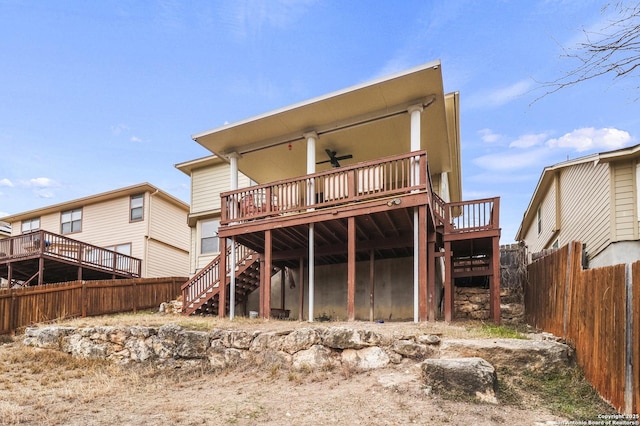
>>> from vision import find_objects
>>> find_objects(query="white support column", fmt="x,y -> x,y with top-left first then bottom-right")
408,106 -> 423,323
304,132 -> 317,322
228,152 -> 241,320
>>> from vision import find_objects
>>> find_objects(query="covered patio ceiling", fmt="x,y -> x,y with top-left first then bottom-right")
192,60 -> 461,202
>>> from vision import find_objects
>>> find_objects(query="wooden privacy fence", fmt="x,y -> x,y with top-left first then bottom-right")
525,242 -> 638,414
0,277 -> 186,335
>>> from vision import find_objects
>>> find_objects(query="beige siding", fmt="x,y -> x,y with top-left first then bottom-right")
557,161 -> 610,259
148,195 -> 190,252
146,239 -> 189,278
613,161 -> 636,241
523,178 -> 557,253
191,163 -> 251,214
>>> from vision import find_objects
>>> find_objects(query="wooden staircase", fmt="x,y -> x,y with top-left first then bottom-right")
181,243 -> 266,316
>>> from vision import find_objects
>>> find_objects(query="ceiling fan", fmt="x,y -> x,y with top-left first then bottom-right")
316,149 -> 353,168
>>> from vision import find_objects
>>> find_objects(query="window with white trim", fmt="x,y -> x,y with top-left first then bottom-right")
21,217 -> 40,234
61,208 -> 82,234
537,206 -> 542,235
130,194 -> 144,222
201,220 -> 219,254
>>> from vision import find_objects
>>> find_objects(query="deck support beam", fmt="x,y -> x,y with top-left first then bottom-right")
490,234 -> 501,324
219,237 -> 227,318
427,231 -> 437,321
230,237 -> 236,319
369,249 -> 375,322
347,216 -> 356,321
262,229 -> 272,319
418,205 -> 427,322
444,240 -> 453,322
298,257 -> 304,321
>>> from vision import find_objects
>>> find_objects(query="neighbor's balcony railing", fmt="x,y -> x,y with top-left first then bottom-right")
0,230 -> 142,277
220,151 -> 431,225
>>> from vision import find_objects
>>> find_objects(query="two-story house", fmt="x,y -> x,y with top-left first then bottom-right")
517,143 -> 640,268
0,183 -> 190,285
180,60 -> 502,323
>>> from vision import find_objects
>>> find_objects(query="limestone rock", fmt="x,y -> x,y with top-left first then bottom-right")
342,346 -> 390,370
421,357 -> 498,404
440,338 -> 573,373
23,326 -> 75,350
281,328 -> 321,354
392,339 -> 436,360
417,334 -> 441,345
292,344 -> 337,371
321,327 -> 382,349
176,330 -> 209,359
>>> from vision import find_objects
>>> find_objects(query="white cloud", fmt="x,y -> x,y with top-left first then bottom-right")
546,127 -> 632,152
478,128 -> 502,144
130,136 -> 143,143
35,189 -> 55,199
509,132 -> 549,149
468,79 -> 534,109
22,177 -> 58,188
0,178 -> 14,187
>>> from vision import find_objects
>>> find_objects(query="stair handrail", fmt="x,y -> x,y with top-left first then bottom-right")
181,242 -> 257,314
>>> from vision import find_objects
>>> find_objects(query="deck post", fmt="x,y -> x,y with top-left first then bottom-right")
427,231 -> 436,321
308,224 -> 315,322
298,257 -> 304,321
263,229 -> 272,319
229,237 -> 236,320
38,256 -> 44,286
218,237 -> 227,318
444,240 -> 453,322
369,249 -> 375,322
490,235 -> 501,324
280,268 -> 285,311
418,205 -> 427,322
347,216 -> 356,321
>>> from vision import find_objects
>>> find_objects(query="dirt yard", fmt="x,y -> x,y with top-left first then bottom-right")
0,314 -> 615,425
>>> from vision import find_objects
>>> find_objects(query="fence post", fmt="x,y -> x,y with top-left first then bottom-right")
81,281 -> 87,318
624,263 -> 633,414
132,280 -> 137,314
562,242 -> 574,338
10,289 -> 17,335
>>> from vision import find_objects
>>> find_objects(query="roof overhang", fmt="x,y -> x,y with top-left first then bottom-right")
0,183 -> 188,223
192,60 -> 462,202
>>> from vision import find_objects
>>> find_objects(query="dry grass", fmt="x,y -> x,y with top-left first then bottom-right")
0,313 -> 616,425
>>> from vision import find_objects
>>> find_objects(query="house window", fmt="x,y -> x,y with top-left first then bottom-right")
552,239 -> 559,249
536,206 -> 542,235
201,220 -> 219,254
61,208 -> 82,234
130,194 -> 144,222
21,217 -> 40,234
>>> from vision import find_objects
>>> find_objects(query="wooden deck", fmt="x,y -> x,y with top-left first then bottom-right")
184,151 -> 501,322
0,230 -> 142,286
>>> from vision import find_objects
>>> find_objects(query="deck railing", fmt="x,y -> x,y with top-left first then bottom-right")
181,242 -> 256,314
442,197 -> 500,234
220,151 -> 430,224
0,230 -> 141,277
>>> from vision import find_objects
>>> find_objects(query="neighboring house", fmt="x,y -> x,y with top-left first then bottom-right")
0,183 -> 190,285
175,155 -> 251,276
180,60 -> 501,323
516,144 -> 640,268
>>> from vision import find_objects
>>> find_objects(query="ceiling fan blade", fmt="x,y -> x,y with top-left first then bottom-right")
316,159 -> 332,164
335,154 -> 353,161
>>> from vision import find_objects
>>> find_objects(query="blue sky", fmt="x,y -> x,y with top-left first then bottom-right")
1,1 -> 638,243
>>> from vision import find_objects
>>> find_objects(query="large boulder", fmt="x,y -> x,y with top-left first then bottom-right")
439,338 -> 573,374
421,357 -> 498,404
281,328 -> 321,354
